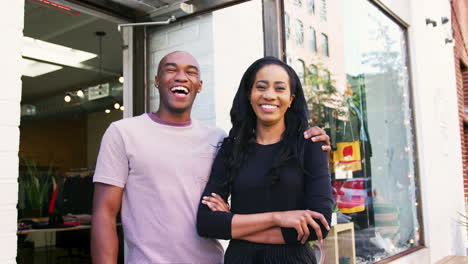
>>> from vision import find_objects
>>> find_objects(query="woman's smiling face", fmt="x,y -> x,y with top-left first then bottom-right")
249,64 -> 295,127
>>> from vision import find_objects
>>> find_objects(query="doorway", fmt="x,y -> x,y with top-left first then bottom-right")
18,1 -> 125,263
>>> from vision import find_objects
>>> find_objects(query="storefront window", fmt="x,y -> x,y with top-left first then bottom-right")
284,0 -> 421,263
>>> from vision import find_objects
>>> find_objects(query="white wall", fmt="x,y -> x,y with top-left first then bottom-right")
0,1 -> 24,263
212,0 -> 264,133
146,15 -> 216,125
398,0 -> 467,262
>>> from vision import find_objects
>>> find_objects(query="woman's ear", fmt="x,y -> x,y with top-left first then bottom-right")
289,94 -> 296,106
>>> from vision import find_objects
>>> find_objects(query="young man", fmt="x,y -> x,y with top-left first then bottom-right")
91,51 -> 330,263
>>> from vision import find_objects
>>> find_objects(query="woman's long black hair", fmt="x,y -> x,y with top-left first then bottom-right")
222,56 -> 310,190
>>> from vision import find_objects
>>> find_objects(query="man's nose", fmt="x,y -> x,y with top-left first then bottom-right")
175,70 -> 188,82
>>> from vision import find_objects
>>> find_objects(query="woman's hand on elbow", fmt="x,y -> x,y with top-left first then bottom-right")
273,210 -> 329,244
201,193 -> 230,213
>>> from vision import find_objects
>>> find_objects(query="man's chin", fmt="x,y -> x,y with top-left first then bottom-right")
168,105 -> 192,114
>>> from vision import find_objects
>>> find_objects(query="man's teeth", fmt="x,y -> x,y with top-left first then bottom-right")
171,86 -> 189,94
261,104 -> 278,109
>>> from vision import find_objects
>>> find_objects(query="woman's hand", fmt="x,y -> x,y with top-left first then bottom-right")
201,193 -> 230,213
273,210 -> 329,244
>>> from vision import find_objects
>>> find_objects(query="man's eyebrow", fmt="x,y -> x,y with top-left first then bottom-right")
186,65 -> 199,72
162,62 -> 177,68
162,63 -> 199,72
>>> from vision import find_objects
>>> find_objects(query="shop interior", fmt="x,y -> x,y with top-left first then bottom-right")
18,1 -> 124,263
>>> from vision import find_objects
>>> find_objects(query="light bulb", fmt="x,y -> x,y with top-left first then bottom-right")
105,109 -> 111,114
118,76 -> 124,83
114,102 -> 121,109
64,95 -> 71,103
120,106 -> 124,111
77,90 -> 84,98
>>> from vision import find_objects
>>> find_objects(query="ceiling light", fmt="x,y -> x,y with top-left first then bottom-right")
22,58 -> 63,77
120,106 -> 124,111
118,76 -> 124,83
114,102 -> 121,110
76,90 -> 84,98
22,36 -> 97,67
105,109 -> 111,114
64,94 -> 71,103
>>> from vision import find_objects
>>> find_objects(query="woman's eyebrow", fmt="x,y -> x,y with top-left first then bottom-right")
274,81 -> 286,85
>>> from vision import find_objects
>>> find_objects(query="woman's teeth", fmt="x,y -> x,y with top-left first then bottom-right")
261,104 -> 278,109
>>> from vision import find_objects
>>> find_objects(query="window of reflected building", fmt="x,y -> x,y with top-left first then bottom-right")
309,27 -> 317,52
295,19 -> 304,45
319,0 -> 327,21
308,64 -> 319,90
295,59 -> 306,85
321,33 -> 329,57
283,0 -> 421,263
308,0 -> 315,14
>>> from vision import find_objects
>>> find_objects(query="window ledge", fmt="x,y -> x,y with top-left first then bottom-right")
375,246 -> 427,264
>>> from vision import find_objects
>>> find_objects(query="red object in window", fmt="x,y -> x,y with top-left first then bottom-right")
343,145 -> 353,157
48,184 -> 58,214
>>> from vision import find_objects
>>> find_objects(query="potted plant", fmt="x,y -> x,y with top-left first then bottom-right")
18,158 -> 55,218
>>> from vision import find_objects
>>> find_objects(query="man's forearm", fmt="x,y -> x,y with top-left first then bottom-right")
91,213 -> 119,264
238,227 -> 285,244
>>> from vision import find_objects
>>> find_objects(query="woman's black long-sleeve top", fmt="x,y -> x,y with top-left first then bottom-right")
196,138 -> 334,244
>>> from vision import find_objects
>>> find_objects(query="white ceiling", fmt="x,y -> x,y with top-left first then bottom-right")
22,0 -> 123,102
22,0 -> 243,103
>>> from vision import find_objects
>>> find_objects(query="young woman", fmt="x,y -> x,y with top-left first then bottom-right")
197,57 -> 333,263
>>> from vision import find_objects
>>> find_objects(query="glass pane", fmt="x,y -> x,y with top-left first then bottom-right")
283,0 -> 421,263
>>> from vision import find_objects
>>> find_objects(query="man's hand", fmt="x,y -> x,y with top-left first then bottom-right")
91,183 -> 124,264
304,126 -> 331,151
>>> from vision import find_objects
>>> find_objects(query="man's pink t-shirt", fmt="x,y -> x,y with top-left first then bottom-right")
93,113 -> 226,263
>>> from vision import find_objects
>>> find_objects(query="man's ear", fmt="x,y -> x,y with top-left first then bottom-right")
155,76 -> 160,88
197,80 -> 203,93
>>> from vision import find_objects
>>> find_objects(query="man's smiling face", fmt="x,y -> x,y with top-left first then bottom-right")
155,51 -> 203,114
